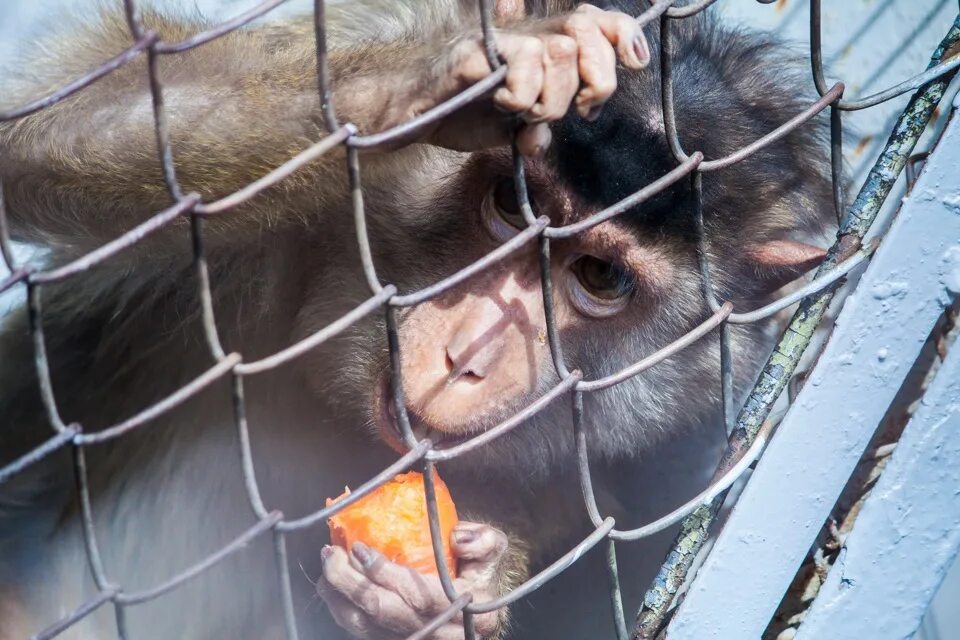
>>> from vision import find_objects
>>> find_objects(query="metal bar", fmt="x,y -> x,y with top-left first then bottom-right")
143,44 -> 183,201
116,512 -> 282,605
0,426 -> 78,485
347,146 -> 385,295
726,245 -> 875,324
73,445 -> 113,592
385,305 -> 420,450
190,214 -> 228,360
236,286 -> 396,376
829,106 -> 845,224
636,0 -> 676,28
272,531 -> 301,640
427,373 -> 581,461
809,0 -> 960,112
389,218 -> 548,307
665,0 -> 721,19
478,0 -> 501,71
0,176 -> 16,269
467,519 -> 616,613
404,594 -> 472,640
30,589 -> 118,640
837,58 -> 960,110
666,91 -> 960,640
26,284 -> 69,433
154,0 -> 293,53
543,154 -> 703,239
796,317 -> 960,638
348,69 -> 508,150
537,235 -> 572,379
611,424 -> 768,541
231,373 -> 272,520
277,442 -> 430,531
0,34 -> 157,121
31,196 -> 200,284
0,267 -> 29,294
659,13 -> 688,163
572,390 -> 605,528
195,128 -> 353,216
511,144 -> 540,228
314,0 -> 340,132
699,83 -> 845,171
75,354 -> 241,445
605,540 -> 629,640
579,304 -> 731,392
421,461 -> 462,602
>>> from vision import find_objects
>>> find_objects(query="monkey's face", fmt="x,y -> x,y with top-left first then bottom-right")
362,152 -> 716,471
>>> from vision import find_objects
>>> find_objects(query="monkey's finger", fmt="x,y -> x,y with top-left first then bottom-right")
561,12 -> 618,118
451,523 -> 509,585
471,609 -> 504,638
516,122 -> 552,157
527,34 -> 580,123
494,35 -> 545,113
322,546 -> 427,633
318,578 -> 397,640
353,542 -> 452,617
428,623 -> 475,640
575,4 -> 650,69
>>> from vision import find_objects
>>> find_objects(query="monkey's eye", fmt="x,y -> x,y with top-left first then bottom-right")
567,255 -> 635,317
492,178 -> 529,228
482,178 -> 533,240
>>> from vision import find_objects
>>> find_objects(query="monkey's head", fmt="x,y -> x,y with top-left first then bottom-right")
302,17 -> 833,480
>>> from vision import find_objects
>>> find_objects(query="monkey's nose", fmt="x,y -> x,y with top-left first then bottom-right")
444,345 -> 487,383
445,313 -> 510,383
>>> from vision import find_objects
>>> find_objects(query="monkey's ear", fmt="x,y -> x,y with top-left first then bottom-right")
495,0 -> 526,20
745,240 -> 827,293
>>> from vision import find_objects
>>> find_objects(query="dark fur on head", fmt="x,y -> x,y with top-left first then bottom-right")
551,10 -> 834,302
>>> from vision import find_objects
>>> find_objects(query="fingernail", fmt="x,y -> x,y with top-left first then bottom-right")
321,545 -> 334,562
494,88 -> 516,113
585,105 -> 603,122
526,105 -> 546,124
633,35 -> 650,66
454,529 -> 478,545
352,542 -> 375,568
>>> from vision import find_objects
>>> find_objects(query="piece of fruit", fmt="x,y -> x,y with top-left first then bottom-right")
327,470 -> 459,576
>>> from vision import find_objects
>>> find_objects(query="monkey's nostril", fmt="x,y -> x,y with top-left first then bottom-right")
444,350 -> 455,375
463,371 -> 483,384
445,348 -> 485,384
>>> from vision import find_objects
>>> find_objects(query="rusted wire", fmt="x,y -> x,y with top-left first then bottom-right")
0,0 -> 946,637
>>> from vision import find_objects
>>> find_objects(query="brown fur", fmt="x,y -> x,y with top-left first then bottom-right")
0,2 -> 833,639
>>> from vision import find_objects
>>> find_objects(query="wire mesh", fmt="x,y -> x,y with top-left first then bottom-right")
0,0 -> 957,639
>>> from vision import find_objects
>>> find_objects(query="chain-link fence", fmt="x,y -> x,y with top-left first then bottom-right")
1,0 -> 958,638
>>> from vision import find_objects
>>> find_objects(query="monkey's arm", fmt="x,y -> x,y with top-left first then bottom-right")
0,5 -> 646,251
0,12 -> 446,249
320,521 -> 529,640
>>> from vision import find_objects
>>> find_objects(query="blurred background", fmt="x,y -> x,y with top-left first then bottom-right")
1,0 -> 957,637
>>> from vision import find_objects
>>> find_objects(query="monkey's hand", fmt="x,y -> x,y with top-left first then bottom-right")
424,4 -> 650,157
319,522 -> 518,640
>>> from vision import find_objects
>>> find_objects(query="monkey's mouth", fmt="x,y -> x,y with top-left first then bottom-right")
375,381 -> 473,454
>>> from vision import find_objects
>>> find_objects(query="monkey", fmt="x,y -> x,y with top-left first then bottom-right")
0,0 -> 835,638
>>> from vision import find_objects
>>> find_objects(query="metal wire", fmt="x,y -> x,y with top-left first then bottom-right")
0,0 -> 951,638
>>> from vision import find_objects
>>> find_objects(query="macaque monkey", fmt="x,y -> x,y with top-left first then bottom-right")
0,0 -> 833,638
